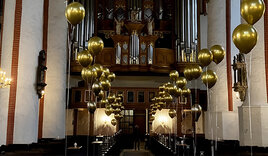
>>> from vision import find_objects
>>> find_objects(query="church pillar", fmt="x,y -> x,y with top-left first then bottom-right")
238,13 -> 268,146
12,0 -> 44,144
0,0 -> 16,145
0,0 -> 45,144
42,0 -> 67,138
204,0 -> 239,141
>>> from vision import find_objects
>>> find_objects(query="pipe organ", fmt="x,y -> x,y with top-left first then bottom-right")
70,0 -> 203,73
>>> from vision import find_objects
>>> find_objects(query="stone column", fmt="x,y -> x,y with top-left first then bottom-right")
12,0 -> 44,144
0,0 -> 16,145
0,0 -> 44,144
238,15 -> 268,146
204,0 -> 239,141
42,0 -> 67,138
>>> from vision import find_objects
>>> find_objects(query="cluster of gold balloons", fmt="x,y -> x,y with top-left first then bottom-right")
196,45 -> 224,89
198,46 -> 225,67
104,93 -> 125,126
149,70 -> 192,121
233,0 -> 265,54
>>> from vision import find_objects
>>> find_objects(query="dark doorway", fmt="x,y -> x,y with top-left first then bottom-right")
134,110 -> 146,140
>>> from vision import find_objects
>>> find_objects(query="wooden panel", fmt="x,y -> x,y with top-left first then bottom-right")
154,48 -> 175,66
134,113 -> 146,139
95,47 -> 115,66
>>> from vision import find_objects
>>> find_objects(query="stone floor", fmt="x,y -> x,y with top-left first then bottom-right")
1,138 -> 268,156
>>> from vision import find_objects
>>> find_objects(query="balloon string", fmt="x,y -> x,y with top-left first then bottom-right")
205,66 -> 214,155
65,19 -> 74,155
247,52 -> 253,155
215,65 -> 219,151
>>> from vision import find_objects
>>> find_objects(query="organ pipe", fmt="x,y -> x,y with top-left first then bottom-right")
72,0 -> 95,61
177,0 -> 198,62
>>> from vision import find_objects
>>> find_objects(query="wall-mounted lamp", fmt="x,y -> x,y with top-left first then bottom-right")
232,53 -> 247,101
37,50 -> 47,98
0,68 -> 11,88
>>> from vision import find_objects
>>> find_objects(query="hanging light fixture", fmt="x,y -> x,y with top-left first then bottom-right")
0,68 -> 11,88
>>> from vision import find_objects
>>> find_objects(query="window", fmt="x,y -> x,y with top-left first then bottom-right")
119,110 -> 134,134
127,91 -> 134,103
138,91 -> 145,103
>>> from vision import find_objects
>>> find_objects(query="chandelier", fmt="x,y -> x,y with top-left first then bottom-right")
0,68 -> 11,88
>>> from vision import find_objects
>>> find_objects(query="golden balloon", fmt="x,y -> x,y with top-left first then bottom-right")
102,67 -> 110,77
157,104 -> 163,111
159,85 -> 165,91
181,88 -> 191,97
168,109 -> 177,118
81,66 -> 97,82
88,36 -> 104,56
98,90 -> 105,99
100,99 -> 109,106
108,72 -> 116,82
201,70 -> 218,89
198,49 -> 213,67
93,64 -> 103,78
191,64 -> 203,80
176,77 -> 187,89
111,119 -> 117,126
105,108 -> 112,116
100,78 -> 111,91
65,2 -> 85,25
191,104 -> 202,122
158,102 -> 166,107
210,45 -> 225,64
167,84 -> 177,96
164,93 -> 173,103
232,24 -> 257,54
108,93 -> 116,103
159,91 -> 166,97
173,88 -> 182,97
152,105 -> 158,111
114,103 -> 121,108
110,108 -> 115,114
92,81 -> 102,96
164,82 -> 171,91
149,116 -> 155,121
87,102 -> 96,114
155,96 -> 161,102
184,65 -> 193,81
114,108 -> 121,114
169,70 -> 179,82
241,0 -> 265,25
77,50 -> 93,67
106,104 -> 111,109
114,114 -> 121,120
